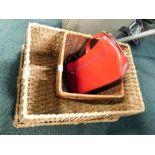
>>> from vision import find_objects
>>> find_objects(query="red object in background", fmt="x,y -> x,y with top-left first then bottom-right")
66,32 -> 129,94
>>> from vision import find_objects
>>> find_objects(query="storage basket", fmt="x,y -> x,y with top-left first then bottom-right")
56,32 -> 124,100
13,23 -> 145,128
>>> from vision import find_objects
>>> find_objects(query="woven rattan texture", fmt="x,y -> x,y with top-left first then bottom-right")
13,23 -> 145,128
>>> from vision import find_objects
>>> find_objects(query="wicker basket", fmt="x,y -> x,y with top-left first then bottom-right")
13,23 -> 145,128
56,32 -> 124,100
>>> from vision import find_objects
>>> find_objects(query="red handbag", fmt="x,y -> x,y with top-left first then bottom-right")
66,32 -> 129,94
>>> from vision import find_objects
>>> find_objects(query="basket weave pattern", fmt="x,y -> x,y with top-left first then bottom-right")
14,23 -> 145,128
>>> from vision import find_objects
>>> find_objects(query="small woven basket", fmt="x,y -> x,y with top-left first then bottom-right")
13,23 -> 145,128
56,32 -> 124,100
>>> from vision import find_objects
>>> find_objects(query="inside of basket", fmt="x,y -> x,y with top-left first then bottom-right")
62,33 -> 123,95
25,25 -> 143,116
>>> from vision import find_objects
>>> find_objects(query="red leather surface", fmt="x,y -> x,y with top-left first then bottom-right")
66,32 -> 129,93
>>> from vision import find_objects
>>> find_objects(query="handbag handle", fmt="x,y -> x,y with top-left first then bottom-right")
86,32 -> 123,54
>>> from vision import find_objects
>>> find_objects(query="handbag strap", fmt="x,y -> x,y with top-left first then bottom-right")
86,32 -> 123,54
65,32 -> 124,64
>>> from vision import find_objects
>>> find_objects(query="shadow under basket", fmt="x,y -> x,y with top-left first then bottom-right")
14,23 -> 145,128
56,33 -> 124,100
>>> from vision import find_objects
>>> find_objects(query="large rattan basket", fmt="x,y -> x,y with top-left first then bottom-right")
13,23 -> 145,128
